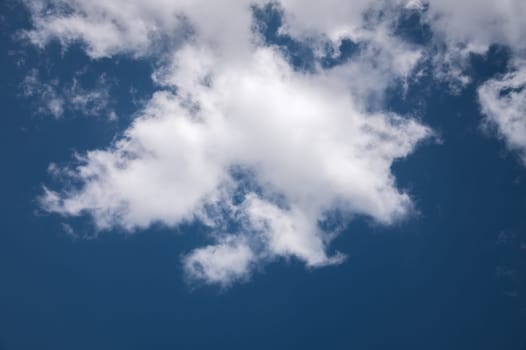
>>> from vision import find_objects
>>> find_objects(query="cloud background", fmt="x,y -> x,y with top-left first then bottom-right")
0,0 -> 526,348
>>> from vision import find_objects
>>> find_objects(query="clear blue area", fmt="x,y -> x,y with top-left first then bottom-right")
0,2 -> 525,349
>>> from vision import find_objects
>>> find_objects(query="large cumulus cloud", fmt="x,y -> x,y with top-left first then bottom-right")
22,0 -> 526,285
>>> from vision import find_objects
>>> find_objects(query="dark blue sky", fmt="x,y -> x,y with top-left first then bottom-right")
1,2 -> 526,349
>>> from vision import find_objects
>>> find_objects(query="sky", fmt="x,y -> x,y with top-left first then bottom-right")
1,0 -> 526,349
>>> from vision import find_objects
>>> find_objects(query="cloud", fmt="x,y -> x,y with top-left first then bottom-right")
20,0 -> 455,286
478,62 -> 526,164
424,0 -> 526,165
23,0 -> 526,117
40,42 -> 431,285
22,0 -> 256,59
21,69 -> 115,119
425,0 -> 526,50
422,0 -> 526,88
183,236 -> 255,287
22,69 -> 65,118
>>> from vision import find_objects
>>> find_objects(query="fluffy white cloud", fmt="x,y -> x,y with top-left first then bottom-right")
41,44 -> 430,284
425,0 -> 526,50
423,1 -> 526,164
183,236 -> 255,287
23,0 -> 526,59
407,0 -> 526,92
23,0 -> 257,59
27,0 -> 526,285
478,62 -> 526,164
242,194 -> 346,267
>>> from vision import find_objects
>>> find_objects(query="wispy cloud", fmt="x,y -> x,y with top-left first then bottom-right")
21,68 -> 115,119
478,62 -> 526,164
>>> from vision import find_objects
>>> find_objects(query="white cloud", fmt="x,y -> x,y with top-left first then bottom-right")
40,42 -> 431,285
21,69 -> 114,119
243,194 -> 346,267
183,236 -> 255,287
21,0 -> 526,286
22,0 -> 256,59
425,0 -> 526,50
413,0 -> 526,163
22,69 -> 65,118
419,0 -> 526,88
22,0 -> 455,286
67,76 -> 114,118
478,62 -> 526,164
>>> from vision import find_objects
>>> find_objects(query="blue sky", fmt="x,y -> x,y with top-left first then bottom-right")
1,1 -> 526,349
